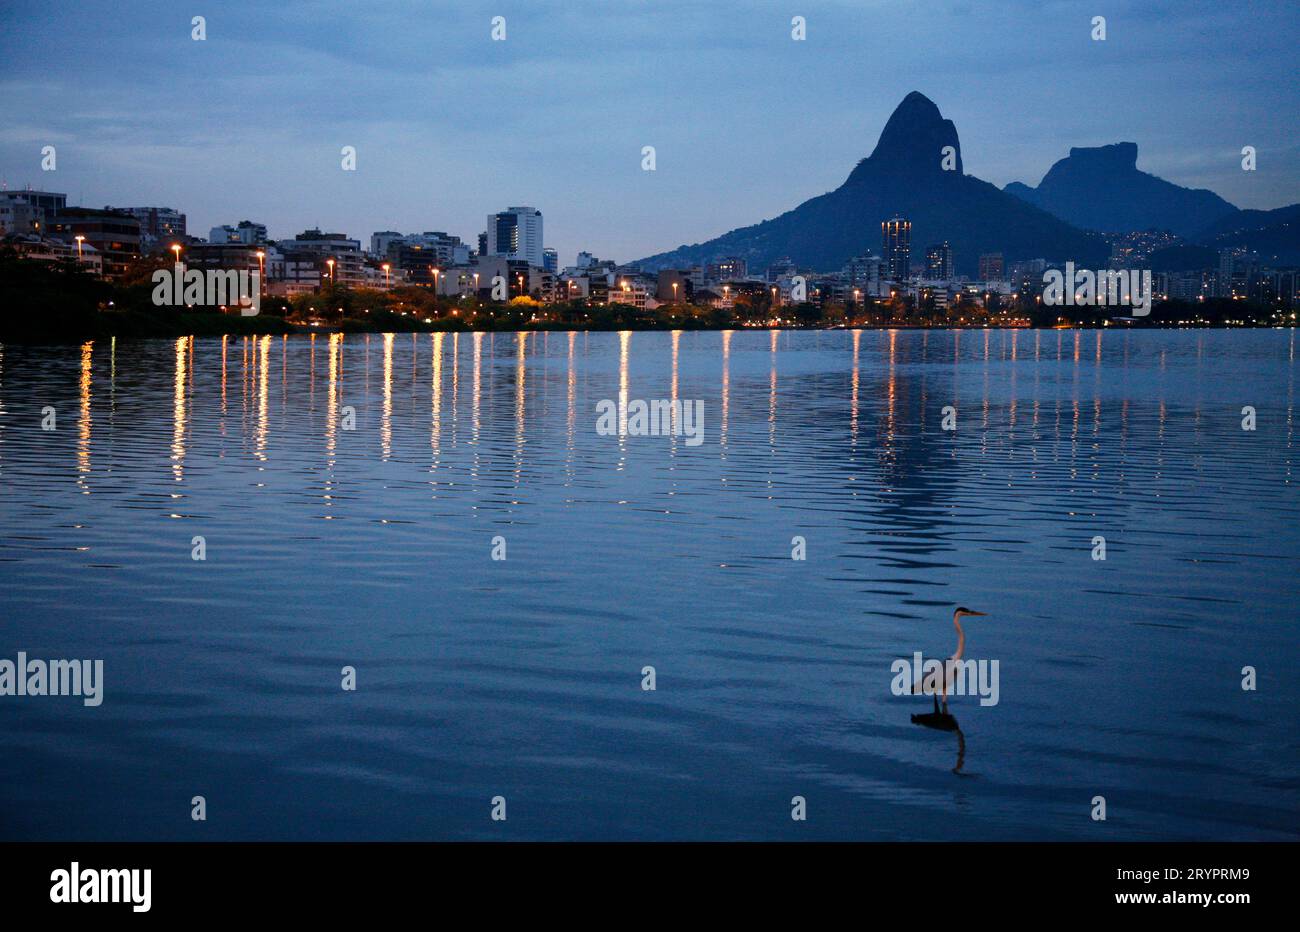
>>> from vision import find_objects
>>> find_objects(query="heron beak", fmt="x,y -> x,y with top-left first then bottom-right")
967,611 -> 988,617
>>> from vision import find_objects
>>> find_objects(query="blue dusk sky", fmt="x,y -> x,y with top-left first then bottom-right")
1,0 -> 1296,265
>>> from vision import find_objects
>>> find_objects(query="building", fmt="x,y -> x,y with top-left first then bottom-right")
543,248 -> 558,274
656,270 -> 694,304
0,189 -> 67,236
288,229 -> 361,253
705,257 -> 747,283
842,255 -> 885,295
924,242 -> 953,280
5,233 -> 103,275
1256,268 -> 1299,308
110,206 -> 186,248
607,277 -> 652,310
882,216 -> 911,280
209,221 -> 267,246
278,229 -> 364,288
1158,270 -> 1212,303
46,207 -> 141,276
362,259 -> 409,291
370,231 -> 404,257
471,255 -> 535,299
179,243 -> 278,301
0,196 -> 44,236
485,206 -> 543,267
378,232 -> 470,284
1218,248 -> 1258,299
978,252 -> 1004,282
766,257 -> 796,282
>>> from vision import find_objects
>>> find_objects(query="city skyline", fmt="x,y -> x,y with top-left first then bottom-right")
2,0 -> 1298,266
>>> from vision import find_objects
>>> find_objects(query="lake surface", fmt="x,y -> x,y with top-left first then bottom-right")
1,329 -> 1297,840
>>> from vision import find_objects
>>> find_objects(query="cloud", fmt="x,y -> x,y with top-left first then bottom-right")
1,0 -> 1296,262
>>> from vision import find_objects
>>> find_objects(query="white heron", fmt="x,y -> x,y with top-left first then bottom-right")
911,606 -> 988,728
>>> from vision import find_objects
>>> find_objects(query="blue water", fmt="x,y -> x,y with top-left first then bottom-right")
1,329 -> 1297,840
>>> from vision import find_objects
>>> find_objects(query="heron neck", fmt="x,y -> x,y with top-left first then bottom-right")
952,616 -> 965,661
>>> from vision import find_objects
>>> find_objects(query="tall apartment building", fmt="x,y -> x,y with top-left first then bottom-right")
978,252 -> 1005,282
882,216 -> 911,280
485,206 -> 543,267
924,242 -> 953,280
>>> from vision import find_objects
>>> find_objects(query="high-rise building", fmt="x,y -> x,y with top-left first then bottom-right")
882,216 -> 911,280
485,206 -> 543,267
1217,248 -> 1258,298
978,252 -> 1004,281
924,242 -> 953,280
543,248 -> 558,273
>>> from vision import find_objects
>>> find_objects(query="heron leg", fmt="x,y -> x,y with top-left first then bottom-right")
932,695 -> 939,714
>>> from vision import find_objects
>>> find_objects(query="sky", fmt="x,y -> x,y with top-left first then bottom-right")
1,0 -> 1297,266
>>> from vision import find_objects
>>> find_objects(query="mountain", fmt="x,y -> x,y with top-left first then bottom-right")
1196,204 -> 1300,265
1004,142 -> 1238,237
1150,205 -> 1300,269
636,92 -> 1108,276
1193,202 -> 1300,240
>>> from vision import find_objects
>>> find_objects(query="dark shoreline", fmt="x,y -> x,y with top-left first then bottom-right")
4,252 -> 1291,344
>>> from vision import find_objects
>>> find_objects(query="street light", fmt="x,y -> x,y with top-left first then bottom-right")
326,258 -> 335,287
382,262 -> 391,287
256,250 -> 265,295
170,243 -> 182,265
74,234 -> 85,260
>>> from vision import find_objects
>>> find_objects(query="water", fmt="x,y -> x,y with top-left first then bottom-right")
0,329 -> 1297,841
